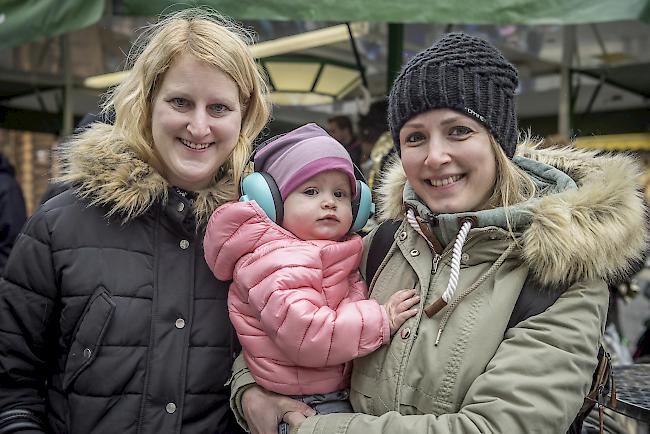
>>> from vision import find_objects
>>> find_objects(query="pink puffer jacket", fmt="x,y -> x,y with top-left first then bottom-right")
204,201 -> 389,395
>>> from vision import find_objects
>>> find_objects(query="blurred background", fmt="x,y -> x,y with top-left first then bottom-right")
1,0 -> 649,213
1,0 -> 650,431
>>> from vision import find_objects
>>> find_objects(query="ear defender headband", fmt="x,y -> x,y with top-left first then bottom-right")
239,137 -> 375,233
350,165 -> 375,233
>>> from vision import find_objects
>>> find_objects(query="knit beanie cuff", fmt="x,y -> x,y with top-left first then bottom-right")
279,157 -> 357,200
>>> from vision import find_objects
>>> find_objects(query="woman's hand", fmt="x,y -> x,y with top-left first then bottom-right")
285,411 -> 308,434
242,385 -> 315,434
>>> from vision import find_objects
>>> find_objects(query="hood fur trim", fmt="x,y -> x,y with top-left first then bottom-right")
375,137 -> 648,286
57,123 -> 236,226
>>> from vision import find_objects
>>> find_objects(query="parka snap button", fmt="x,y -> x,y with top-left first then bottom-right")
177,202 -> 185,212
399,231 -> 407,241
461,253 -> 470,263
410,249 -> 419,257
400,328 -> 411,339
83,348 -> 92,359
165,402 -> 177,414
180,239 -> 189,250
175,318 -> 186,329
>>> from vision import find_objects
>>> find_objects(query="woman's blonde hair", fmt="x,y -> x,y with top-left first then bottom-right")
101,7 -> 271,188
484,133 -> 537,210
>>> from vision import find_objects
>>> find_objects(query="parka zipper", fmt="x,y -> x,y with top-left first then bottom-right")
393,245 -> 448,411
431,254 -> 441,274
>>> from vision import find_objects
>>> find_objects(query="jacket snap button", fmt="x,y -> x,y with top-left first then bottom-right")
83,348 -> 92,359
400,328 -> 411,339
399,231 -> 407,241
410,249 -> 419,257
165,402 -> 177,414
180,239 -> 189,249
177,202 -> 185,212
461,253 -> 470,263
175,318 -> 186,329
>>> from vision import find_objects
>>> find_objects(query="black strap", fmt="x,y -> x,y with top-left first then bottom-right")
507,275 -> 563,329
366,220 -> 402,286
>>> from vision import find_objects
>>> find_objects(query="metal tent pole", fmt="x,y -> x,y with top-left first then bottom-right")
387,23 -> 404,94
558,25 -> 575,138
61,33 -> 73,137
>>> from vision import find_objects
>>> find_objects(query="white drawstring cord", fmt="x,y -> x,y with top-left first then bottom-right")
406,209 -> 434,250
406,215 -> 473,318
441,220 -> 472,303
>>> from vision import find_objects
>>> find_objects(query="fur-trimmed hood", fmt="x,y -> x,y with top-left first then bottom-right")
57,123 -> 237,227
376,137 -> 647,287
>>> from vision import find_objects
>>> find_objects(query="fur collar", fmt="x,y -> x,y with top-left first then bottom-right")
376,137 -> 648,286
57,123 -> 237,227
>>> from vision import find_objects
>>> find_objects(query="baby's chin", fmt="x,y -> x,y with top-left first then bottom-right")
306,230 -> 349,242
282,222 -> 349,242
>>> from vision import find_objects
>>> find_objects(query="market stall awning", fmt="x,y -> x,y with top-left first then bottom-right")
0,0 -> 104,51
2,0 -> 650,50
120,0 -> 650,25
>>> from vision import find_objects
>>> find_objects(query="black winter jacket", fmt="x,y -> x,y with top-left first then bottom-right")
0,153 -> 26,274
0,131 -> 244,434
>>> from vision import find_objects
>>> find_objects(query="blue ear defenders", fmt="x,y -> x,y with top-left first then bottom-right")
239,148 -> 375,233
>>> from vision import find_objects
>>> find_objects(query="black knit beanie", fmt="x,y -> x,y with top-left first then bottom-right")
388,32 -> 519,158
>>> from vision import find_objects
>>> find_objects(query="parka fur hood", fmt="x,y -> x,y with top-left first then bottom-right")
375,137 -> 647,288
57,122 -> 237,226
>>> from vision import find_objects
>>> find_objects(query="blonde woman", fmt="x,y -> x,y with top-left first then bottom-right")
0,8 -> 270,434
231,33 -> 647,434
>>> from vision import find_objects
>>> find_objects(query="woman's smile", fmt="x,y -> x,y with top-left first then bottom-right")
178,138 -> 214,151
425,174 -> 464,188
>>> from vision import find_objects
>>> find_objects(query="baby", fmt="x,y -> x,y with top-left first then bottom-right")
204,123 -> 419,431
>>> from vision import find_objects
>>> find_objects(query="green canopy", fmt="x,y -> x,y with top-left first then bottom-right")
122,0 -> 650,24
0,0 -> 104,50
0,0 -> 649,50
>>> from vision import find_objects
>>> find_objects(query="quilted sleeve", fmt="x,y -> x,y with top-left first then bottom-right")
0,208 -> 57,432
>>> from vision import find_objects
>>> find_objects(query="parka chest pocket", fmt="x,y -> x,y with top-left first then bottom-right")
63,287 -> 115,390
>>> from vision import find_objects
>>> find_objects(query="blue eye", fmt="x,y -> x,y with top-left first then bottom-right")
304,188 -> 317,196
450,126 -> 473,136
209,103 -> 228,114
404,132 -> 425,145
170,97 -> 187,108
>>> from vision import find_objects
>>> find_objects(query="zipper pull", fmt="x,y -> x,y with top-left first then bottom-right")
431,254 -> 441,274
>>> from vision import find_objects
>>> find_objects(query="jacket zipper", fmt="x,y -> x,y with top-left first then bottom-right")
394,247 -> 446,410
431,254 -> 441,274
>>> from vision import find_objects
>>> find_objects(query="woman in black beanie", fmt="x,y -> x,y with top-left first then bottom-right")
231,32 -> 647,434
